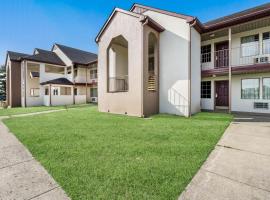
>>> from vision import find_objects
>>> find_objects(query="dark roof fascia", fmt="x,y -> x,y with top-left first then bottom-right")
140,16 -> 165,32
40,78 -> 74,86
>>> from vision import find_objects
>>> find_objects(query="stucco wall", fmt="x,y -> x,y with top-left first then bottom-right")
190,27 -> 201,114
97,11 -> 144,117
143,10 -> 191,116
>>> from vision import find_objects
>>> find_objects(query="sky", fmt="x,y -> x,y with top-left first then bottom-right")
0,0 -> 269,64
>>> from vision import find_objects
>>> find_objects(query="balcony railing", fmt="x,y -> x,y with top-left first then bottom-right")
108,75 -> 128,92
201,40 -> 270,70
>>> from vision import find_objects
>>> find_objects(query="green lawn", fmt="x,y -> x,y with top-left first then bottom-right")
3,106 -> 232,200
0,104 -> 92,116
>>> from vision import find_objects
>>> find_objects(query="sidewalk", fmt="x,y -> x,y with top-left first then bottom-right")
179,114 -> 270,200
0,113 -> 70,200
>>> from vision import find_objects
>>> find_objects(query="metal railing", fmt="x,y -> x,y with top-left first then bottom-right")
201,40 -> 270,69
108,75 -> 128,92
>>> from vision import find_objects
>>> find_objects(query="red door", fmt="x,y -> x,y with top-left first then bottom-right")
215,81 -> 229,107
215,42 -> 229,68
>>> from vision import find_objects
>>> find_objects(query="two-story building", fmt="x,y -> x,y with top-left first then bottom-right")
96,3 -> 270,117
5,44 -> 98,107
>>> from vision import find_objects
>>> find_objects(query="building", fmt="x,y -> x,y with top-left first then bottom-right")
96,3 -> 270,117
5,44 -> 98,107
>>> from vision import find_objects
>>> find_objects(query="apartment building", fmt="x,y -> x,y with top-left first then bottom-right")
5,44 -> 98,107
96,3 -> 270,117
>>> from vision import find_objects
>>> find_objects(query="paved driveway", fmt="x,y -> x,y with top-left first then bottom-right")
179,114 -> 270,200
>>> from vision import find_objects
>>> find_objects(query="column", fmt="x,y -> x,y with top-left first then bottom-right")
228,28 -> 232,113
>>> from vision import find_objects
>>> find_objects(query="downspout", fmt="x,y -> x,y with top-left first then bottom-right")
49,84 -> 52,106
24,61 -> 27,107
188,19 -> 197,117
85,67 -> 88,104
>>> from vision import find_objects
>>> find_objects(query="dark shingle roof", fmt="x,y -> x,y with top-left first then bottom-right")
204,3 -> 270,27
55,44 -> 97,65
7,51 -> 30,61
23,48 -> 65,66
40,78 -> 74,86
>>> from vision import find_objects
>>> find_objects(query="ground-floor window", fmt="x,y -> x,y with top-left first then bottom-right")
53,88 -> 59,96
241,79 -> 260,99
74,88 -> 78,96
263,78 -> 270,99
90,88 -> 97,97
60,87 -> 71,95
45,87 -> 49,95
30,88 -> 40,97
201,81 -> 211,98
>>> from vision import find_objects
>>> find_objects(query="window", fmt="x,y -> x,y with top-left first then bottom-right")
74,88 -> 77,96
241,34 -> 259,57
53,88 -> 59,96
60,87 -> 71,95
241,79 -> 260,99
45,65 -> 65,74
263,32 -> 270,54
201,81 -> 211,98
90,88 -> 97,97
201,45 -> 211,63
263,78 -> 270,99
90,69 -> 97,79
67,67 -> 72,74
74,68 -> 78,77
30,88 -> 40,97
45,88 -> 49,95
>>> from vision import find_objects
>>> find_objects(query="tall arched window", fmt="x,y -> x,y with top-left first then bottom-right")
107,35 -> 129,92
148,33 -> 157,91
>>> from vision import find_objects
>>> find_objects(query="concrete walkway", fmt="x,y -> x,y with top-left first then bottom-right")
179,114 -> 270,200
0,112 -> 70,200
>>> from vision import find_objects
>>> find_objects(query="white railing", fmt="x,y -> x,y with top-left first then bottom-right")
201,40 -> 270,69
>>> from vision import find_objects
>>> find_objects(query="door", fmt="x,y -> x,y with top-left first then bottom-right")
215,81 -> 229,107
215,41 -> 229,68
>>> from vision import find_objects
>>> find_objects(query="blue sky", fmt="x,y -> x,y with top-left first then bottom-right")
0,0 -> 269,64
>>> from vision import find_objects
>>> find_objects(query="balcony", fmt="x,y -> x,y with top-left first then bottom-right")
201,40 -> 270,77
108,76 -> 128,92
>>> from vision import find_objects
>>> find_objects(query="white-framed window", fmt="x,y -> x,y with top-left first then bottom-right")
241,79 -> 260,99
241,34 -> 259,57
263,78 -> 270,100
263,32 -> 270,54
53,88 -> 59,96
90,69 -> 97,79
30,88 -> 40,97
201,45 -> 211,63
201,81 -> 211,98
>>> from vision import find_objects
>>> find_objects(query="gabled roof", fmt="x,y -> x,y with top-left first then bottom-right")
7,51 -> 30,62
23,48 -> 66,66
40,78 -> 73,86
130,3 -> 195,22
203,3 -> 270,32
54,44 -> 97,65
95,8 -> 165,43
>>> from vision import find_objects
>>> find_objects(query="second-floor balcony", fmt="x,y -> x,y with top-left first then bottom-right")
201,40 -> 270,70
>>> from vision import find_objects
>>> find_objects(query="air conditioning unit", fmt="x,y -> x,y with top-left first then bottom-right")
254,102 -> 269,109
254,56 -> 269,64
91,97 -> 98,103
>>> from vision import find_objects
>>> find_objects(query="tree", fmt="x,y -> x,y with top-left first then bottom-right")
0,65 -> 6,100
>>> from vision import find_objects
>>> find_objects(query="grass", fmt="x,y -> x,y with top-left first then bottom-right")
3,106 -> 232,200
0,104 -> 92,116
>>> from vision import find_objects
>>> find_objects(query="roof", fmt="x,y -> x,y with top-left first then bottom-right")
55,44 -> 97,65
40,78 -> 74,86
7,51 -> 30,62
130,3 -> 195,21
203,3 -> 270,32
23,49 -> 66,66
95,8 -> 165,43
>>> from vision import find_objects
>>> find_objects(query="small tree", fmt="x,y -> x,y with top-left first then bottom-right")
0,65 -> 6,101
